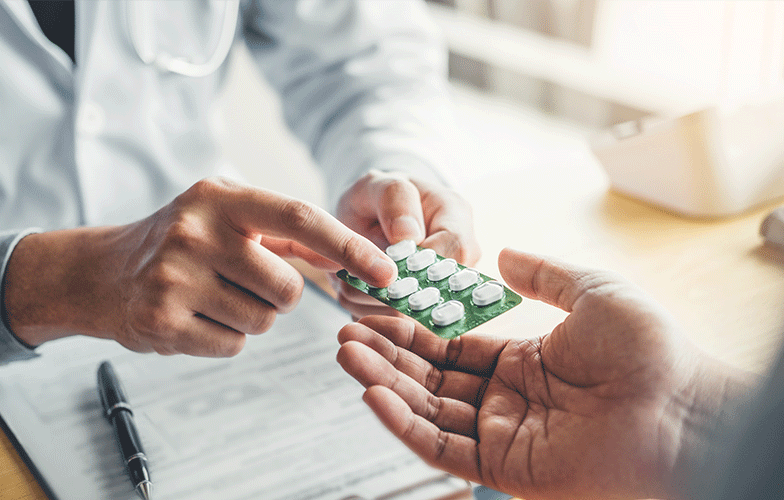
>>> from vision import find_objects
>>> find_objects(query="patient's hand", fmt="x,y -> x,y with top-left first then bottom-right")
338,249 -> 750,500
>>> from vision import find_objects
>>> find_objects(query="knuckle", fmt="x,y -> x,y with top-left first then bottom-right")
439,231 -> 480,265
434,431 -> 450,460
424,393 -> 442,422
573,274 -> 610,300
248,309 -> 276,334
217,335 -> 246,357
401,416 -> 418,443
362,168 -> 398,186
152,344 -> 178,356
114,328 -> 149,354
176,177 -> 238,212
444,337 -> 464,368
339,234 -> 367,267
162,217 -> 203,253
188,176 -> 232,198
279,199 -> 319,232
144,261 -> 181,296
437,232 -> 466,262
424,365 -> 444,394
127,304 -> 178,353
275,272 -> 304,311
354,170 -> 375,188
141,305 -> 176,337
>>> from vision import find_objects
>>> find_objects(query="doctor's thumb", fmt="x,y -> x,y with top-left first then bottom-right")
376,180 -> 426,245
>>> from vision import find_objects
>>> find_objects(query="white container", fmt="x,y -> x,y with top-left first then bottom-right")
592,96 -> 784,218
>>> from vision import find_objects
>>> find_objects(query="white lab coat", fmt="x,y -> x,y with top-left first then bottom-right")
0,0 -> 455,362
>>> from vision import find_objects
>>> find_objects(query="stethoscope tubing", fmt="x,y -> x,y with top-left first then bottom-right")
126,0 -> 240,78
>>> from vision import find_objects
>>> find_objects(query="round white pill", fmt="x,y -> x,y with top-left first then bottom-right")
408,287 -> 441,311
387,277 -> 419,299
386,239 -> 417,261
448,268 -> 480,292
426,258 -> 458,282
431,300 -> 465,326
406,248 -> 437,272
472,281 -> 504,306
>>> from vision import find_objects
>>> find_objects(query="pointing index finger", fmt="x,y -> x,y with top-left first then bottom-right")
222,185 -> 397,287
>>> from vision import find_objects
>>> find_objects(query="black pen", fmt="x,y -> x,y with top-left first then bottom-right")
97,361 -> 153,500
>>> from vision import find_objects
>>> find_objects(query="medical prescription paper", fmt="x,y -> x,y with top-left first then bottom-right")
0,284 -> 470,500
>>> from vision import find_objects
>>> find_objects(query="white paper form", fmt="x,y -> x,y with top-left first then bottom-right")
0,285 -> 470,500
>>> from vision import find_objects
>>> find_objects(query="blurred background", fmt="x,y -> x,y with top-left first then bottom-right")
430,0 -> 784,127
220,0 -> 784,205
217,0 -> 784,371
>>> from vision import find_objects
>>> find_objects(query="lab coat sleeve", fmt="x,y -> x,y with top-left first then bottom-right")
0,229 -> 40,364
241,0 -> 459,212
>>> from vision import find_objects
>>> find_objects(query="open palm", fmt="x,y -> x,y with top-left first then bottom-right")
337,249 -> 718,500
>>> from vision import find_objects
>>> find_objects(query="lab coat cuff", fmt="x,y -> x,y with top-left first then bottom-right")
0,228 -> 42,365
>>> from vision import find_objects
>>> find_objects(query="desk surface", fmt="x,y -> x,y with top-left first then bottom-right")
2,86 -> 783,499
3,190 -> 781,500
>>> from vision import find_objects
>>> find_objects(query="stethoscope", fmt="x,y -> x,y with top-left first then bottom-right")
127,0 -> 240,78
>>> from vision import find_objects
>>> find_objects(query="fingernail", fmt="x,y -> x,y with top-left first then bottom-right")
391,216 -> 423,242
370,256 -> 398,284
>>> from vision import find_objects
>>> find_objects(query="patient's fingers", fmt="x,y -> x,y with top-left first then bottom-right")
338,322 -> 489,407
338,341 -> 479,437
362,385 -> 482,483
354,316 -> 508,376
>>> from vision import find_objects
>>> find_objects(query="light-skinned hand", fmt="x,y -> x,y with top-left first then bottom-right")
5,177 -> 397,356
337,248 -> 754,500
335,169 -> 480,318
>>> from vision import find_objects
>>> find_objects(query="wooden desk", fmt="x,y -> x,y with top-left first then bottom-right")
2,88 -> 783,498
0,428 -> 44,499
469,167 -> 784,374
3,189 -> 781,499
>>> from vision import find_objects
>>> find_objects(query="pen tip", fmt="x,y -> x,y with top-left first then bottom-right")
136,481 -> 152,500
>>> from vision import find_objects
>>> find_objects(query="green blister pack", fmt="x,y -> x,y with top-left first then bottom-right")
337,240 -> 522,339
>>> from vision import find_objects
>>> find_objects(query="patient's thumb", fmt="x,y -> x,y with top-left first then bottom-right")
498,248 -> 599,312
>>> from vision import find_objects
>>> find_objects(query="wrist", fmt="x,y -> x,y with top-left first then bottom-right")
662,352 -> 758,500
3,226 -> 125,346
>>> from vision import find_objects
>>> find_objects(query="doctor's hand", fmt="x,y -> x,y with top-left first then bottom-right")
335,169 -> 480,318
337,249 -> 753,500
4,177 -> 397,357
